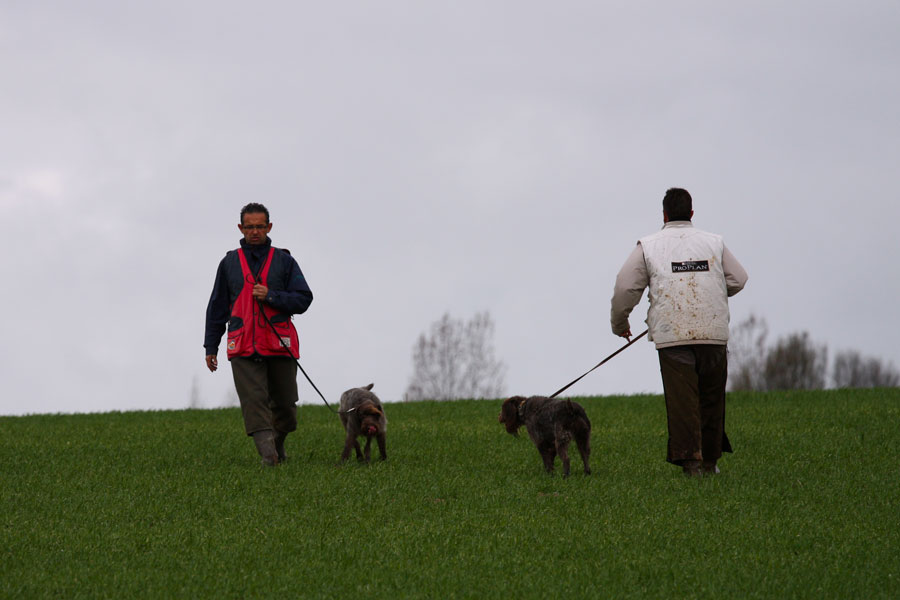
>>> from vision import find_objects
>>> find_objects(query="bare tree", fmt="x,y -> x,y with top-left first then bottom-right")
728,314 -> 898,392
405,311 -> 506,401
833,350 -> 900,389
762,331 -> 828,391
728,314 -> 769,391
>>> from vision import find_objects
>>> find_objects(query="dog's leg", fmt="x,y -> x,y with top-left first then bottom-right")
376,433 -> 387,461
557,441 -> 572,478
363,435 -> 373,463
340,433 -> 356,464
539,444 -> 556,474
354,439 -> 364,462
576,432 -> 591,475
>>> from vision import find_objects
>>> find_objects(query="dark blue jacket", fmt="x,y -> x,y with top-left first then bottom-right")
204,238 -> 313,356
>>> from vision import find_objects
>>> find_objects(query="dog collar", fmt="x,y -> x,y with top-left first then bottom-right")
517,398 -> 527,419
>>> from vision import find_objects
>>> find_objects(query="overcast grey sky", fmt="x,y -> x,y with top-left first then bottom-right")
2,2 -> 898,416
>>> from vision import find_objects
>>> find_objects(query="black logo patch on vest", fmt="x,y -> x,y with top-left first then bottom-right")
671,260 -> 710,273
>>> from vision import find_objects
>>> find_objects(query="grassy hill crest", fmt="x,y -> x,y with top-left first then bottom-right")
2,389 -> 898,598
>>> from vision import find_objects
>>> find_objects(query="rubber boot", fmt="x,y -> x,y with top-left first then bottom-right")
702,461 -> 720,475
252,430 -> 279,466
274,430 -> 288,463
682,459 -> 702,478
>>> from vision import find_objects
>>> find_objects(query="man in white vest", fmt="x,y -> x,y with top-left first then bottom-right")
610,188 -> 748,477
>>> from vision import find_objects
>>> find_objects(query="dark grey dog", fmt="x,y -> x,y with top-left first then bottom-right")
498,396 -> 591,476
339,383 -> 387,464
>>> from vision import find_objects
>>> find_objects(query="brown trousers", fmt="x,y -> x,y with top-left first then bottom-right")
658,344 -> 732,465
230,356 -> 299,436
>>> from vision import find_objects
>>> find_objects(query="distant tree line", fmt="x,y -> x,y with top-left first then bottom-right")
728,315 -> 900,391
403,311 -> 897,400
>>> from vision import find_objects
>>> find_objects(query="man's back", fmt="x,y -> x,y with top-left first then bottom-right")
640,222 -> 730,347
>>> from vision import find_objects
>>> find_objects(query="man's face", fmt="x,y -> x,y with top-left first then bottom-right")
238,212 -> 272,245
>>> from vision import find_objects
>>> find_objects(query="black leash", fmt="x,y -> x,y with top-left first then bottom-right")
254,299 -> 346,415
255,299 -> 348,414
548,329 -> 648,398
245,253 -> 344,415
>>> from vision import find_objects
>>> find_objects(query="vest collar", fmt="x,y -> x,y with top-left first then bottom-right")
516,398 -> 528,420
663,221 -> 693,230
240,237 -> 272,251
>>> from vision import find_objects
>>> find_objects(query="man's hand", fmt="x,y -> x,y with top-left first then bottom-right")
252,284 -> 268,301
206,355 -> 218,373
618,329 -> 633,341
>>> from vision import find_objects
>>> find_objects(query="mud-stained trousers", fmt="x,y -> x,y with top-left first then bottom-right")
658,344 -> 732,466
230,356 -> 299,436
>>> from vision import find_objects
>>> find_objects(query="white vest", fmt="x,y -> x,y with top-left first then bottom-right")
640,224 -> 730,346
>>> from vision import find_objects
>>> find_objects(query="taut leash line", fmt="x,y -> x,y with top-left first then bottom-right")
257,301 -> 347,414
548,329 -> 648,398
255,300 -> 345,415
242,253 -> 345,415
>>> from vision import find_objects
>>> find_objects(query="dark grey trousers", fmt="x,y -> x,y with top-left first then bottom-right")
230,356 -> 299,436
658,344 -> 732,465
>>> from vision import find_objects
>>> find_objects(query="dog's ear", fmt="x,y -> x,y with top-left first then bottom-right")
498,398 -> 521,434
363,383 -> 374,391
498,398 -> 514,423
505,396 -> 525,408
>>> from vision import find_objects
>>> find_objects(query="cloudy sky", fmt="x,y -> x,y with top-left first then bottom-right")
2,2 -> 898,416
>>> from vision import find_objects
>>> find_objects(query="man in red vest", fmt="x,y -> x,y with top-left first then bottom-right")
204,203 -> 314,465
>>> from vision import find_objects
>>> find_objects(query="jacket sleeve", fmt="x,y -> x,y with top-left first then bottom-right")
266,254 -> 314,315
610,243 -> 649,335
722,244 -> 748,297
204,258 -> 231,355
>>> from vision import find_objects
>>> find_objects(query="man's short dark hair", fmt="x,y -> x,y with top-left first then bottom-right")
663,188 -> 692,221
240,203 -> 270,224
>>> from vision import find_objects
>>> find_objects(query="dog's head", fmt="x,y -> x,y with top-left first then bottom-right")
498,396 -> 526,435
358,400 -> 385,437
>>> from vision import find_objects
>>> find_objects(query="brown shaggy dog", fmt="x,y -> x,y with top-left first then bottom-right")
339,383 -> 387,464
498,396 -> 591,476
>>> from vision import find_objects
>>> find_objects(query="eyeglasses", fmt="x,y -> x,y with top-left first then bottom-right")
241,224 -> 269,230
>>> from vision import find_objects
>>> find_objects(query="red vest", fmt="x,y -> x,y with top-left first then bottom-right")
226,248 -> 300,360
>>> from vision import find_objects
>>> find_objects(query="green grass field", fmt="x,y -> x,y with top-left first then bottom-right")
2,388 -> 898,599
